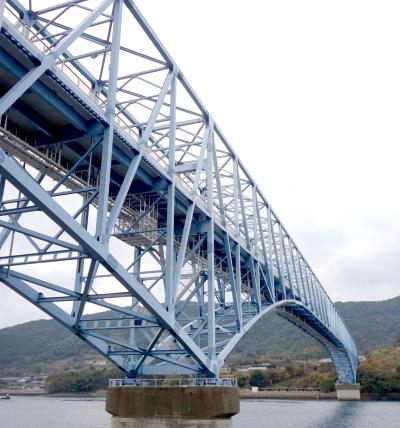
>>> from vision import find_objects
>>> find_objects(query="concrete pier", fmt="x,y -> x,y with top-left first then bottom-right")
335,383 -> 361,400
106,384 -> 239,427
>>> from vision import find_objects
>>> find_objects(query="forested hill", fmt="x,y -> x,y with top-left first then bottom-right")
0,296 -> 399,375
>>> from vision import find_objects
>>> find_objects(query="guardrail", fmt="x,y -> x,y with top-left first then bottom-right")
258,387 -> 321,392
109,378 -> 237,388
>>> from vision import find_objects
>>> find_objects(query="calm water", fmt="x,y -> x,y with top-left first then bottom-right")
0,397 -> 399,428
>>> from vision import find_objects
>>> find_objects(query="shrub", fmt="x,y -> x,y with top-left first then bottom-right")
249,370 -> 264,387
319,373 -> 336,392
45,367 -> 121,393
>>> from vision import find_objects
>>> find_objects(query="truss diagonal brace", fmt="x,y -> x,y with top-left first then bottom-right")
0,0 -> 114,116
0,269 -> 130,370
0,150 -> 210,372
0,219 -> 82,252
0,268 -> 75,327
105,70 -> 174,238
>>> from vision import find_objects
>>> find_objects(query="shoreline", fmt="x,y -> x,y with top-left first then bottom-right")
240,390 -> 336,400
239,390 -> 400,401
2,389 -> 399,402
0,390 -> 105,398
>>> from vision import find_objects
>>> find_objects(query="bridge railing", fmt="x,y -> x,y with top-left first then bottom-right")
108,378 -> 237,388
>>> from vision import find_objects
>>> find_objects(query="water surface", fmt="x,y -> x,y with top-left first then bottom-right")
0,396 -> 398,427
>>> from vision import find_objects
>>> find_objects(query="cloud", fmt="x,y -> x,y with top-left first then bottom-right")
291,217 -> 400,301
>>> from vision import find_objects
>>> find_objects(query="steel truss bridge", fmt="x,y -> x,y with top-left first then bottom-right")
0,0 -> 357,382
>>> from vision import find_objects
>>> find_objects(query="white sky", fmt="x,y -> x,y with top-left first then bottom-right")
132,0 -> 400,302
1,0 -> 399,328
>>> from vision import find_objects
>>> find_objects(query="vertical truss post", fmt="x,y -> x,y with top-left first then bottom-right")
254,192 -> 273,300
277,225 -> 289,300
288,244 -> 300,300
313,276 -> 324,321
268,207 -> 283,300
301,262 -> 312,308
306,267 -> 318,314
327,302 -> 333,328
320,292 -> 328,324
279,227 -> 294,299
0,173 -> 5,243
296,254 -> 307,304
237,178 -> 258,310
266,206 -> 275,299
0,0 -> 5,30
0,174 -> 4,201
251,185 -> 261,309
206,120 -> 216,367
75,1 -> 123,326
301,259 -> 313,309
315,282 -> 324,321
317,283 -> 328,323
286,242 -> 298,299
165,71 -> 176,311
233,159 -> 243,327
72,143 -> 94,319
128,246 -> 141,368
323,293 -> 331,325
72,188 -> 90,318
96,0 -> 123,243
212,148 -> 240,331
172,125 -> 209,297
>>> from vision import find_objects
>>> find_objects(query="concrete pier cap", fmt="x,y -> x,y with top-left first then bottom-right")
106,378 -> 240,428
335,383 -> 361,400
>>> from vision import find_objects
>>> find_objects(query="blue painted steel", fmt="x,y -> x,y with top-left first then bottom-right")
0,0 -> 357,383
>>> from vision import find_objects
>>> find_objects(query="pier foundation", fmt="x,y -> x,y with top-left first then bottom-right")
335,383 -> 361,400
111,417 -> 232,428
106,386 -> 239,427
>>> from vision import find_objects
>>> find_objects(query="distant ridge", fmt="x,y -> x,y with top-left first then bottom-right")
0,296 -> 398,374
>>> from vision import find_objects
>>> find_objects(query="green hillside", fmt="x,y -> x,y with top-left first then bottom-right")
357,344 -> 400,394
0,296 -> 398,375
335,297 -> 400,354
0,320 -> 96,375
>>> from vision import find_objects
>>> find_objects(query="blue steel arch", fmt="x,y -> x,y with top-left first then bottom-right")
0,0 -> 357,383
217,301 -> 357,384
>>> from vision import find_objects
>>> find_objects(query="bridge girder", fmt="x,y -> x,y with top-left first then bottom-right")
0,0 -> 357,383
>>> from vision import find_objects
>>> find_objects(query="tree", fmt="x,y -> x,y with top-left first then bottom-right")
319,373 -> 336,392
249,370 -> 264,387
237,373 -> 249,388
357,345 -> 400,394
45,367 -> 122,393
